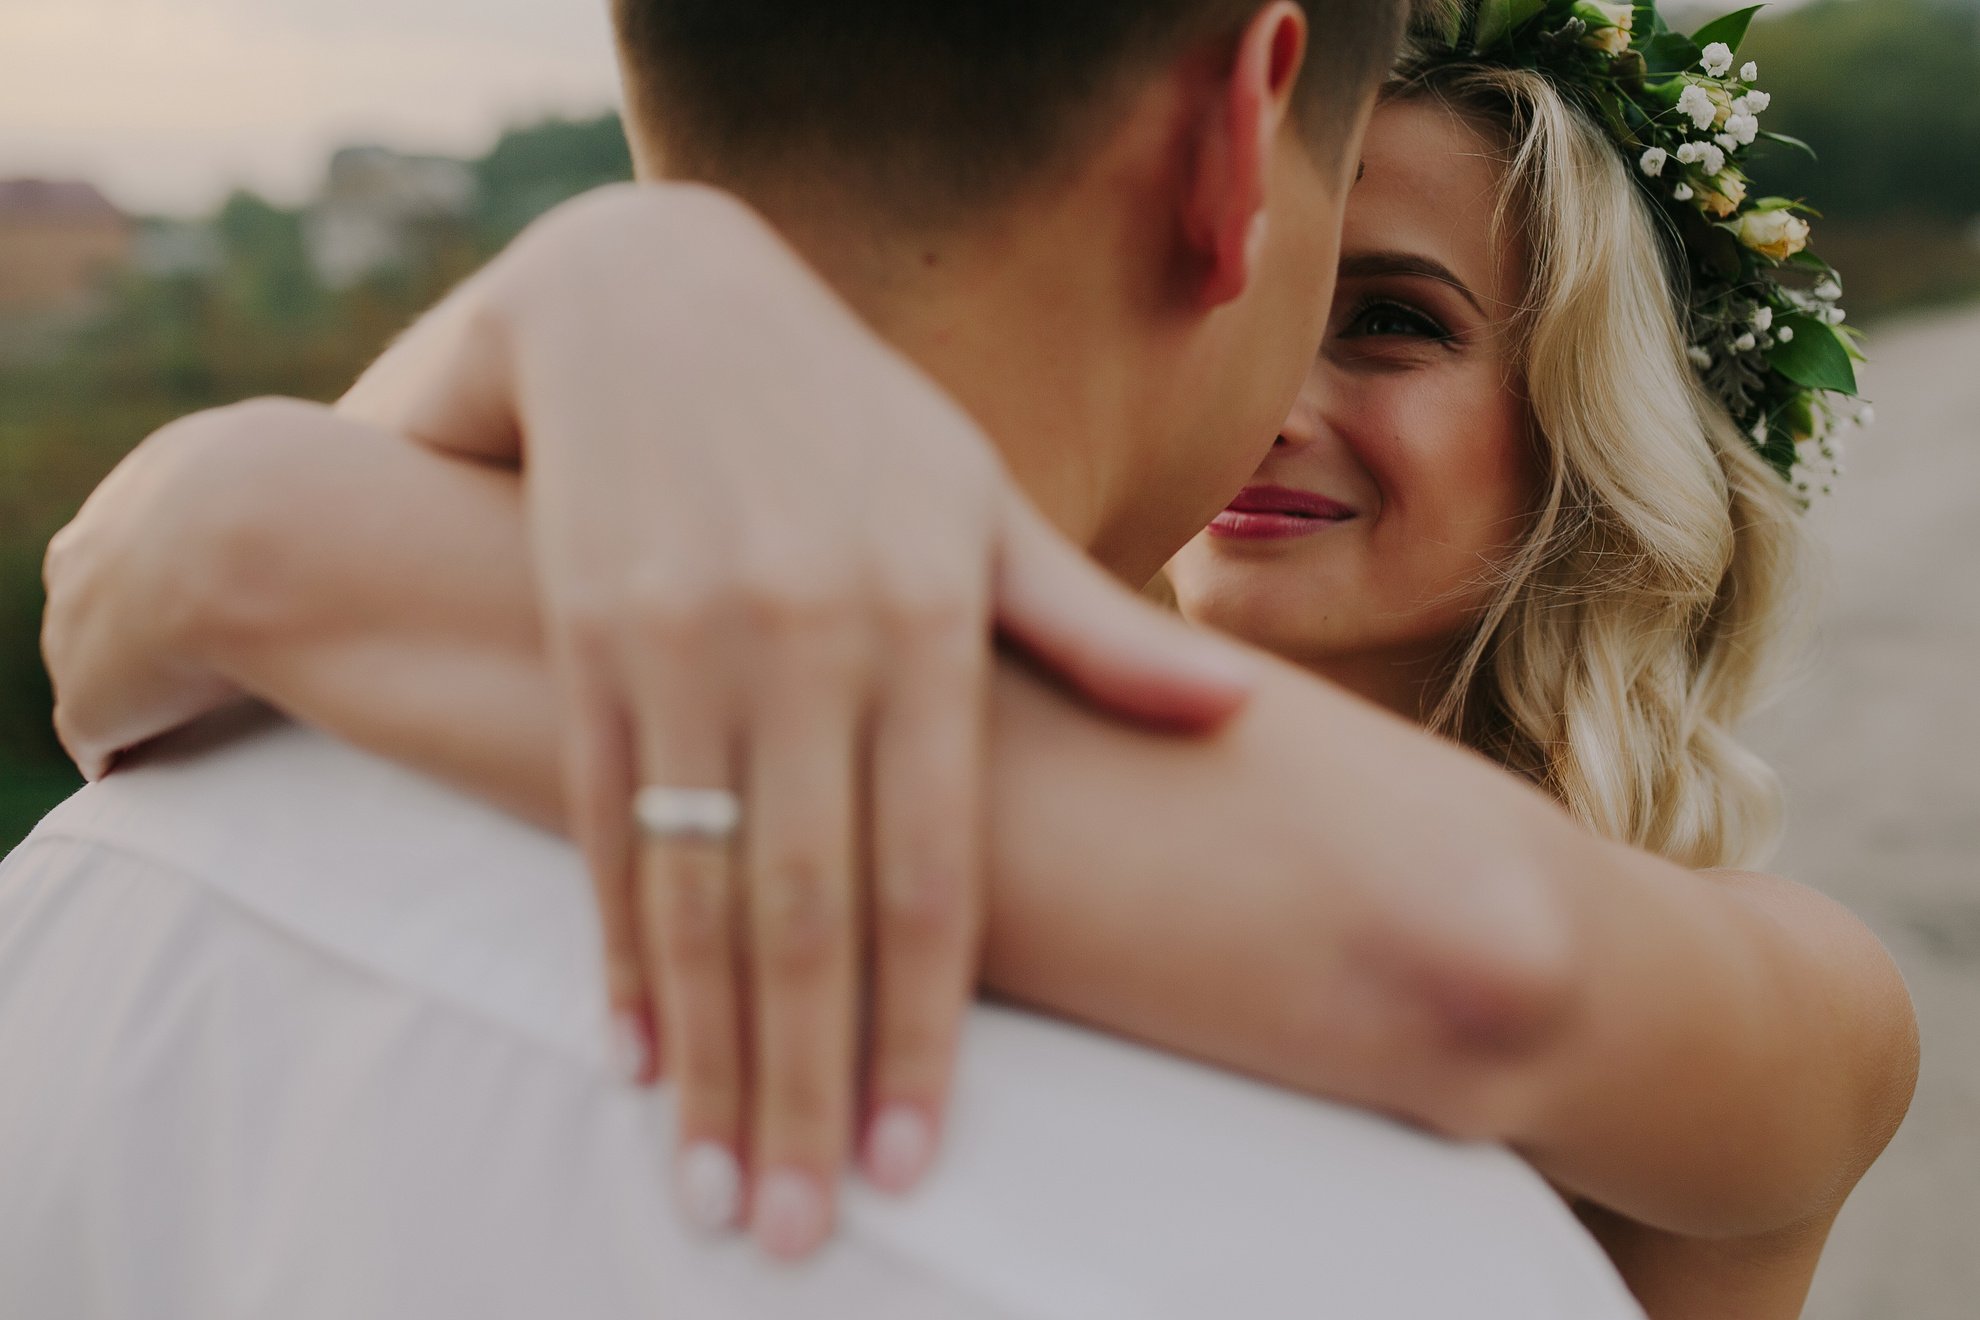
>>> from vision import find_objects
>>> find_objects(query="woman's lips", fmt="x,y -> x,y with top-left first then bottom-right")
1207,485 -> 1357,541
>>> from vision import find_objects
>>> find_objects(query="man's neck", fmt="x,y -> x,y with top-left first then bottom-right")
722,182 -> 1179,583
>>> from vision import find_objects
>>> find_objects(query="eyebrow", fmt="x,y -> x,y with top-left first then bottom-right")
1338,251 -> 1486,317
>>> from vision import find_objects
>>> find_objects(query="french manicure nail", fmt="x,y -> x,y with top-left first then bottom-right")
864,1105 -> 936,1194
677,1142 -> 743,1232
754,1168 -> 828,1260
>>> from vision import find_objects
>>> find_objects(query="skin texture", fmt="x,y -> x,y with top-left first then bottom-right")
1168,101 -> 1540,719
41,104 -> 1917,1320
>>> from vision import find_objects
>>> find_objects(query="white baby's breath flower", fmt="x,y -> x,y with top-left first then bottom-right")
1752,305 -> 1774,332
1814,280 -> 1843,302
1725,114 -> 1760,146
1698,142 -> 1727,176
1777,325 -> 1795,342
1701,42 -> 1735,77
1746,89 -> 1772,113
1639,146 -> 1669,177
1859,404 -> 1877,427
1688,346 -> 1714,369
1741,61 -> 1759,82
1677,84 -> 1719,131
1826,307 -> 1848,325
1716,133 -> 1741,153
1673,182 -> 1695,201
1734,332 -> 1758,352
1732,96 -> 1752,117
1676,141 -> 1705,164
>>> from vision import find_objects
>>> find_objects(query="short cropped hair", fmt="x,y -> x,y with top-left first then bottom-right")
615,0 -> 1409,226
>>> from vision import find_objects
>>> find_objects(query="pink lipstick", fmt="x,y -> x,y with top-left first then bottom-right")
1207,485 -> 1357,541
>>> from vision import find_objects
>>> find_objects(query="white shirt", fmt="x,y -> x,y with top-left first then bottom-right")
0,708 -> 1643,1320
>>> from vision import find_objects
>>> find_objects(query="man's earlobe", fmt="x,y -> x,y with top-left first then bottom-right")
1185,2 -> 1308,311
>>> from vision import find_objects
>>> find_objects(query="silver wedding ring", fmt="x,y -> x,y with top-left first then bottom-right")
634,786 -> 743,844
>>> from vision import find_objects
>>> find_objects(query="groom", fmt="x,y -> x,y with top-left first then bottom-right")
4,0 -> 1641,1316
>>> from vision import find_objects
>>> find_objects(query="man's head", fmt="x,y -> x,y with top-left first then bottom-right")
613,0 -> 1409,580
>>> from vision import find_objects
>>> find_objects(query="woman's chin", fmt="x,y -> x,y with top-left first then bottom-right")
1178,589 -> 1349,659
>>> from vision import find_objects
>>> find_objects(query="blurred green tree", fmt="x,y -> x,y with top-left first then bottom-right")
475,114 -> 636,246
0,116 -> 635,850
1742,0 -> 1980,223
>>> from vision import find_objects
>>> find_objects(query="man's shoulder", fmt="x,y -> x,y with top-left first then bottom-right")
26,706 -> 607,1060
3,713 -> 1643,1319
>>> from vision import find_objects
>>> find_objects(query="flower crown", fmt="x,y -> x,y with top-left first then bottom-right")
1422,1 -> 1868,499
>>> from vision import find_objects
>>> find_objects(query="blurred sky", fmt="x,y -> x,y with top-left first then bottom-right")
0,0 -> 621,215
1,0 -> 1823,218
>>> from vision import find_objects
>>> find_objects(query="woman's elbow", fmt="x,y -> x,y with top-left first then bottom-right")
1279,849 -> 1580,1143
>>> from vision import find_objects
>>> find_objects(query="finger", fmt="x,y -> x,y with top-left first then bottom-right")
552,639 -> 657,1084
742,632 -> 864,1261
623,634 -> 748,1236
994,491 -> 1259,733
860,610 -> 988,1194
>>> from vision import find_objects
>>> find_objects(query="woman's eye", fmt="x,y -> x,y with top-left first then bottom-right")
1342,300 -> 1448,340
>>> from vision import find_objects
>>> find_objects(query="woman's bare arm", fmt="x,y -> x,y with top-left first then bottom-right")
43,400 -> 1917,1261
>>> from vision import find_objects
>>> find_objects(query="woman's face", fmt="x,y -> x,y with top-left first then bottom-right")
1164,97 -> 1540,717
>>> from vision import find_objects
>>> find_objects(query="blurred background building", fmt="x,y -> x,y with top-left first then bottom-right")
0,180 -> 131,313
304,147 -> 478,287
0,2 -> 1975,1317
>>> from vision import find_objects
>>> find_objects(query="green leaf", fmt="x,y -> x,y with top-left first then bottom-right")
1690,5 -> 1765,55
1769,315 -> 1858,394
1759,130 -> 1817,161
1642,31 -> 1702,74
1475,0 -> 1547,52
1785,250 -> 1834,275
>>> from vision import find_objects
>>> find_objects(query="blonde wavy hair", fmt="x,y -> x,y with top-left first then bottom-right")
1393,56 -> 1811,871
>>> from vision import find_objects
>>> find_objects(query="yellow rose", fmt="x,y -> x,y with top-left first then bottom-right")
1736,209 -> 1812,262
1698,172 -> 1748,218
1588,24 -> 1633,55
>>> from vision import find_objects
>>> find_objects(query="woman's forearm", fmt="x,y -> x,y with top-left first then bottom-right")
143,404 -> 1909,1245
142,408 -> 1561,1113
172,402 -> 565,828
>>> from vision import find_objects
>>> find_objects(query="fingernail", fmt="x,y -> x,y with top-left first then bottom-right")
608,1009 -> 651,1085
864,1105 -> 935,1194
754,1168 -> 829,1261
676,1142 -> 743,1232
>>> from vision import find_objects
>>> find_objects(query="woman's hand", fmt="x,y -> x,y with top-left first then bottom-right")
42,408 -> 267,779
62,182 -> 1259,1260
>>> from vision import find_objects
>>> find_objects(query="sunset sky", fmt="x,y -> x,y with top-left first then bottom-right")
0,0 -> 622,215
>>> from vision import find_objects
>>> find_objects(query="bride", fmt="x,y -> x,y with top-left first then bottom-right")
40,3 -> 1916,1315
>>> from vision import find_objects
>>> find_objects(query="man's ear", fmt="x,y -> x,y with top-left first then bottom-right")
1182,2 -> 1308,310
